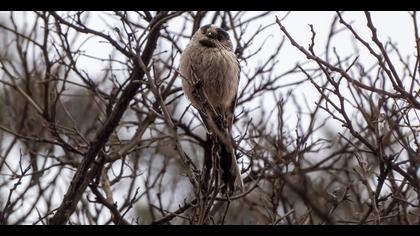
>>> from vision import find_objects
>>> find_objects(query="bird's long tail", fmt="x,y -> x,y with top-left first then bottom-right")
199,110 -> 244,193
219,140 -> 244,193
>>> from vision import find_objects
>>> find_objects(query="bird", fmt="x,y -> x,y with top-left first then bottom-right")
179,24 -> 244,194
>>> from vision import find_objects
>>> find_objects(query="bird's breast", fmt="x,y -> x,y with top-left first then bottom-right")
183,45 -> 239,109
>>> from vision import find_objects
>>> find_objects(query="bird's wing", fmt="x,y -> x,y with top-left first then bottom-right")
227,57 -> 241,132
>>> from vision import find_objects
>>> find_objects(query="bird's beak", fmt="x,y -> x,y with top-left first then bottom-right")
206,26 -> 218,39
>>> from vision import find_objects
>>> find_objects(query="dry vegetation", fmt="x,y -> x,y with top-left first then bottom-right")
0,11 -> 419,224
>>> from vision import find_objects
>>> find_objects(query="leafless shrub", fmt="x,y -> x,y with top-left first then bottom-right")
0,11 -> 419,225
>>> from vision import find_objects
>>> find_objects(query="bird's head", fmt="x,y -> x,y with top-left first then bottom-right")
192,24 -> 233,51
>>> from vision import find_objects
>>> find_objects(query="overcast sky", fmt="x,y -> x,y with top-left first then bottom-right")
73,11 -> 418,123
1,11 -> 418,224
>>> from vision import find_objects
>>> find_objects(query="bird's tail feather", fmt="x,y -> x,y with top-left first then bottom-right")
219,141 -> 244,193
199,110 -> 244,193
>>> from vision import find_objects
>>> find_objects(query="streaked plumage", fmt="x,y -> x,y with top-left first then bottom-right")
180,24 -> 244,193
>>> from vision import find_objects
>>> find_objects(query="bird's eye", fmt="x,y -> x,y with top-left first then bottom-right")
216,28 -> 229,41
200,24 -> 211,34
